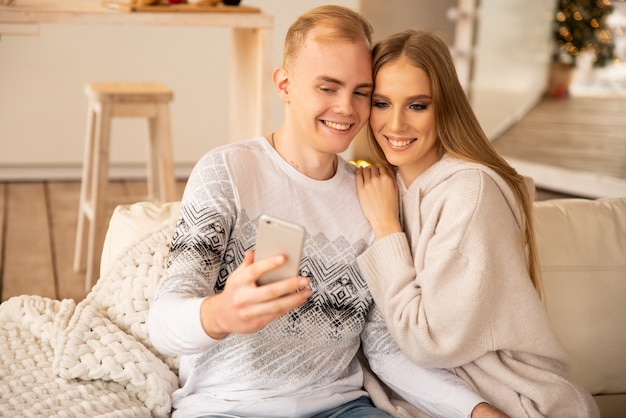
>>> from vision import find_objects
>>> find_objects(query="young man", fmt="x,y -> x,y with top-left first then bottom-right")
149,5 -> 503,418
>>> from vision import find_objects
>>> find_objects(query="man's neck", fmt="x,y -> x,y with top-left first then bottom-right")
269,132 -> 338,181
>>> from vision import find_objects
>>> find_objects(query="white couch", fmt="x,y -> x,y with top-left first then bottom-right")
1,197 -> 624,417
532,198 -> 626,416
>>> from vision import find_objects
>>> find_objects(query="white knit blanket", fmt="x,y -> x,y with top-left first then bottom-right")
0,220 -> 179,417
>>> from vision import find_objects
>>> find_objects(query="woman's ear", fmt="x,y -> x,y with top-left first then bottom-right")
273,67 -> 290,103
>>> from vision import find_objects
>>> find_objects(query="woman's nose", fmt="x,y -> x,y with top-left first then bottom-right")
388,108 -> 406,132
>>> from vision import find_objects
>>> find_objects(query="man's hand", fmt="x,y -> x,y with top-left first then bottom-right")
471,402 -> 510,418
199,250 -> 312,340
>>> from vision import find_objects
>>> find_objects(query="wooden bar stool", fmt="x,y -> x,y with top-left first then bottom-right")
73,82 -> 177,291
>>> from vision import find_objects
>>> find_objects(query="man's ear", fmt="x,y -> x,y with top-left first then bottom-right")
273,67 -> 290,103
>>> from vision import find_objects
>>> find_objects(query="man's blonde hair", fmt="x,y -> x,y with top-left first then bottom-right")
283,5 -> 373,68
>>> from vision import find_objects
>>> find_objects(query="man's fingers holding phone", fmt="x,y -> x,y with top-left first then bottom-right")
201,252 -> 311,339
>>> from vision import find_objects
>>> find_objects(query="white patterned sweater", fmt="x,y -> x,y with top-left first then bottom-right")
148,137 -> 484,418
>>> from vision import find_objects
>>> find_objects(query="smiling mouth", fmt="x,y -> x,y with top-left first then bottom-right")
386,136 -> 416,147
324,120 -> 352,131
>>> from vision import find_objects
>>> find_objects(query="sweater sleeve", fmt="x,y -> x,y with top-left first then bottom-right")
362,306 -> 486,418
149,150 -> 237,356
357,172 -> 536,368
148,293 -> 221,356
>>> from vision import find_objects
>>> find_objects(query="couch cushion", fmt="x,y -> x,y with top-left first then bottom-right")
533,197 -> 626,396
101,201 -> 182,278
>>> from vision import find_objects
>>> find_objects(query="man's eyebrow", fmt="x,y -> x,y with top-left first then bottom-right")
316,76 -> 373,89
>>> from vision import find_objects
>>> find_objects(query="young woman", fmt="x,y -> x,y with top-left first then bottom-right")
355,29 -> 599,417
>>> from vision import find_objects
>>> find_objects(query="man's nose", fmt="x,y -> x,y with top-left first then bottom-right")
333,93 -> 355,115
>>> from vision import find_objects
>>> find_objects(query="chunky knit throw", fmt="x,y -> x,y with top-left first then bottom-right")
0,220 -> 179,417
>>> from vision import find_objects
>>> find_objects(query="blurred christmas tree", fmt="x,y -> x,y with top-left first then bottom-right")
552,0 -> 616,67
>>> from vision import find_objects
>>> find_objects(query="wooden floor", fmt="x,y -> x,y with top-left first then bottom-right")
0,180 -> 574,305
2,94 -> 625,303
491,96 -> 626,198
0,181 -> 576,301
0,180 -> 186,303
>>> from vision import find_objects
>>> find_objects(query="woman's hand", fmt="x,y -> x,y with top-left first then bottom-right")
471,402 -> 510,418
200,250 -> 311,340
355,165 -> 402,239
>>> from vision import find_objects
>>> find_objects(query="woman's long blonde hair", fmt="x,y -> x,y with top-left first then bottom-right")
369,29 -> 543,299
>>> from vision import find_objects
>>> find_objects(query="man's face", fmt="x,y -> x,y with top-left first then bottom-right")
284,27 -> 373,155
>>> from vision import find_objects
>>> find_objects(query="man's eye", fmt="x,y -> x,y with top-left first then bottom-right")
354,91 -> 371,97
319,87 -> 334,93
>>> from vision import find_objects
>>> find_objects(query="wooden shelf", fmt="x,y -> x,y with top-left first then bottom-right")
0,0 -> 272,28
102,1 -> 261,14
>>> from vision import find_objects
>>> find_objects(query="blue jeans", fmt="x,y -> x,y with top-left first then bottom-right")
197,396 -> 392,418
310,396 -> 392,418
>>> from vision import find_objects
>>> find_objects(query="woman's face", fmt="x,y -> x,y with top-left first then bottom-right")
370,55 -> 441,186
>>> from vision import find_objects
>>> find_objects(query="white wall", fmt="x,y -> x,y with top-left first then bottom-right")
0,23 -> 226,178
0,0 -> 358,180
470,0 -> 554,139
0,0 -> 554,179
361,0 -> 456,43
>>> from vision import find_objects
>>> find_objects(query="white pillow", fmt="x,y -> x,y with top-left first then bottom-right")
100,201 -> 181,278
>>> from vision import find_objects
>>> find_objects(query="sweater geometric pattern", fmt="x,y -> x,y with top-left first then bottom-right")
154,138 -> 384,399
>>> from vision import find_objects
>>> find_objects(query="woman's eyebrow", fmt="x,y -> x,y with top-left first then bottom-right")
407,94 -> 432,100
372,93 -> 431,101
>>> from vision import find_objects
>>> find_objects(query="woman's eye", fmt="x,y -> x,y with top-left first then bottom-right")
409,103 -> 428,111
372,101 -> 389,108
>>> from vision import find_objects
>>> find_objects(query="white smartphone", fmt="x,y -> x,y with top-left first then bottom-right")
255,214 -> 306,285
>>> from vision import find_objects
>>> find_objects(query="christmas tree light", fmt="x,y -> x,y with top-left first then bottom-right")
552,0 -> 616,67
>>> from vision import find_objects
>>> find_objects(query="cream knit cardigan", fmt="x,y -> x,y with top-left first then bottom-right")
357,155 -> 599,418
